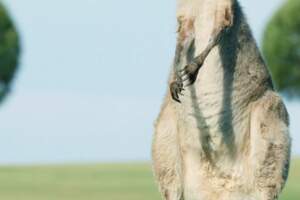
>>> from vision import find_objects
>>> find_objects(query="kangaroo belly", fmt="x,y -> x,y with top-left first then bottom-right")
177,49 -> 251,156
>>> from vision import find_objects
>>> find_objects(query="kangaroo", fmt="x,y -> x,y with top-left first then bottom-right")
152,0 -> 291,200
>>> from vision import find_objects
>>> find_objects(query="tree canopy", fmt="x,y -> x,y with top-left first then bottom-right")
263,0 -> 300,98
0,3 -> 20,102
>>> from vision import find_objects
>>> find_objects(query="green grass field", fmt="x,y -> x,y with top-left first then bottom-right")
0,159 -> 298,200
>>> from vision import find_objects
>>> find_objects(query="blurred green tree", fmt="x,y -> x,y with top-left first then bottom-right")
263,0 -> 300,98
0,2 -> 20,102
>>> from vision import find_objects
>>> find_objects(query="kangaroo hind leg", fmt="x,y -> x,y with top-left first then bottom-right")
152,104 -> 184,200
250,91 -> 291,200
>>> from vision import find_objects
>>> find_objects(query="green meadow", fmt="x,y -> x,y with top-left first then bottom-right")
0,159 -> 298,200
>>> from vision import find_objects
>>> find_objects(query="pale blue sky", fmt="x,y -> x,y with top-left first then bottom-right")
0,0 -> 298,164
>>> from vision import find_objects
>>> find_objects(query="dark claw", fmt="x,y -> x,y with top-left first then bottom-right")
171,90 -> 181,103
170,80 -> 183,103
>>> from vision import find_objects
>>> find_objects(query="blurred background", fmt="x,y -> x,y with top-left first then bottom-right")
0,0 -> 298,199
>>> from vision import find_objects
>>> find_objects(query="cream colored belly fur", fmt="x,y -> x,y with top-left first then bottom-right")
176,59 -> 256,200
152,0 -> 291,200
175,34 -> 255,200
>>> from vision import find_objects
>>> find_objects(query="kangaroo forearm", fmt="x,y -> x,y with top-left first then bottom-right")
193,26 -> 225,67
188,1 -> 233,67
193,0 -> 235,66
